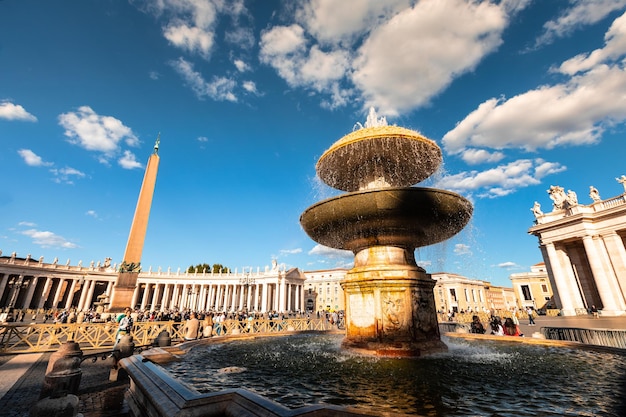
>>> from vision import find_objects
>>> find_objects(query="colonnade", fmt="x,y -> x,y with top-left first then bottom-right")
132,275 -> 305,313
0,256 -> 307,314
530,191 -> 626,316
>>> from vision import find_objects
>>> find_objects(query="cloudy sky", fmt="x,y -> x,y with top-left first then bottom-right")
2,0 -> 626,286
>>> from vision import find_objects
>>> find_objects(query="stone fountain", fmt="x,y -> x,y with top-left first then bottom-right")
300,108 -> 473,357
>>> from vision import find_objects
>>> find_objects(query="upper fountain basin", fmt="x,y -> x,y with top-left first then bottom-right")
316,126 -> 442,192
300,187 -> 473,253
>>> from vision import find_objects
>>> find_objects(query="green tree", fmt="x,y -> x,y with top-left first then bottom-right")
186,263 -> 230,273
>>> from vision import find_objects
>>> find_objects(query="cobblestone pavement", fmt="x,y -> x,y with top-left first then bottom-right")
0,352 -> 129,417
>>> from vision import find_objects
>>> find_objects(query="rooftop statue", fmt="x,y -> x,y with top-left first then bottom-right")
617,175 -> 626,192
548,185 -> 567,211
589,186 -> 601,202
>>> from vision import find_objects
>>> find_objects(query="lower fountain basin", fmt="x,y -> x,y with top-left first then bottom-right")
162,333 -> 626,416
300,187 -> 473,252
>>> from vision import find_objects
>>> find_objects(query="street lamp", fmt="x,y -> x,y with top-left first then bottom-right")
8,275 -> 28,310
187,287 -> 196,310
239,269 -> 255,311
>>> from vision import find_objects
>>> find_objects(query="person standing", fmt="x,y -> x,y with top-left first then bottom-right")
203,313 -> 214,337
115,307 -> 134,343
526,307 -> 536,326
184,312 -> 200,341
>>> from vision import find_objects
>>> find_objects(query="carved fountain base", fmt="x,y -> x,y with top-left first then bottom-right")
341,246 -> 447,357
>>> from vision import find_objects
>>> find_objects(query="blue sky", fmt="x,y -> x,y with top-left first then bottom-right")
2,0 -> 626,287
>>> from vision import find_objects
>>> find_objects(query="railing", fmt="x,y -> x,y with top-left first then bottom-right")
0,318 -> 333,354
541,327 -> 626,349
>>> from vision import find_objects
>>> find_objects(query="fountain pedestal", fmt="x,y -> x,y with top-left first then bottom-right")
341,246 -> 445,357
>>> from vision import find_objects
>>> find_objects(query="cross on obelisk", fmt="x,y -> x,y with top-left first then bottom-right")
108,135 -> 160,312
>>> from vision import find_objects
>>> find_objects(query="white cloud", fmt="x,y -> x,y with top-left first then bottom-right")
197,136 -> 209,142
353,0 -> 508,115
58,106 -> 139,156
132,0 -> 249,59
118,150 -> 143,170
18,149 -> 52,167
497,261 -> 520,269
20,228 -> 78,249
558,11 -> 626,75
443,12 -> 626,157
164,22 -> 215,59
296,0 -> 410,46
280,248 -> 303,256
242,81 -> 259,94
453,243 -> 472,255
170,57 -> 237,102
435,159 -> 566,198
461,148 -> 505,165
233,59 -> 249,72
86,210 -> 99,219
536,0 -> 626,46
259,0 -> 523,114
0,101 -> 37,121
308,244 -> 352,259
50,167 -> 86,184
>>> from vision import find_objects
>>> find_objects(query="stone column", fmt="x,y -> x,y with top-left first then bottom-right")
170,284 -> 180,309
582,235 -> 626,313
246,285 -> 253,311
544,243 -> 581,315
39,277 -> 54,309
261,283 -> 268,313
51,279 -> 65,309
238,284 -> 244,311
85,280 -> 97,310
602,232 -> 626,298
140,284 -> 151,311
22,276 -> 39,310
130,285 -> 141,310
286,283 -> 292,312
77,280 -> 91,311
150,284 -> 161,311
160,284 -> 171,312
65,279 -> 78,309
0,274 -> 9,304
217,285 -> 224,310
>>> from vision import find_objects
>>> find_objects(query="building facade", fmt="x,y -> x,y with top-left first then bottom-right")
528,179 -> 626,316
302,268 -> 347,312
509,262 -> 555,312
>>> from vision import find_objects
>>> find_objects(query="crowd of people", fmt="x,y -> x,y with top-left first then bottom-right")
470,314 -> 524,336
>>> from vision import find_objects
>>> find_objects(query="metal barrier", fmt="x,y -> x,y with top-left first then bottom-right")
0,318 -> 333,354
541,327 -> 626,349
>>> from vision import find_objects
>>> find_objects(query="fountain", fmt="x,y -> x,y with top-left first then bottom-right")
300,108 -> 472,357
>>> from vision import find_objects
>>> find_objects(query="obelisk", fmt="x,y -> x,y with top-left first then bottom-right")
109,135 -> 160,312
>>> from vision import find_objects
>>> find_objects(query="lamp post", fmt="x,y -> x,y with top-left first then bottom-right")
239,269 -> 255,311
8,275 -> 28,310
187,287 -> 195,311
